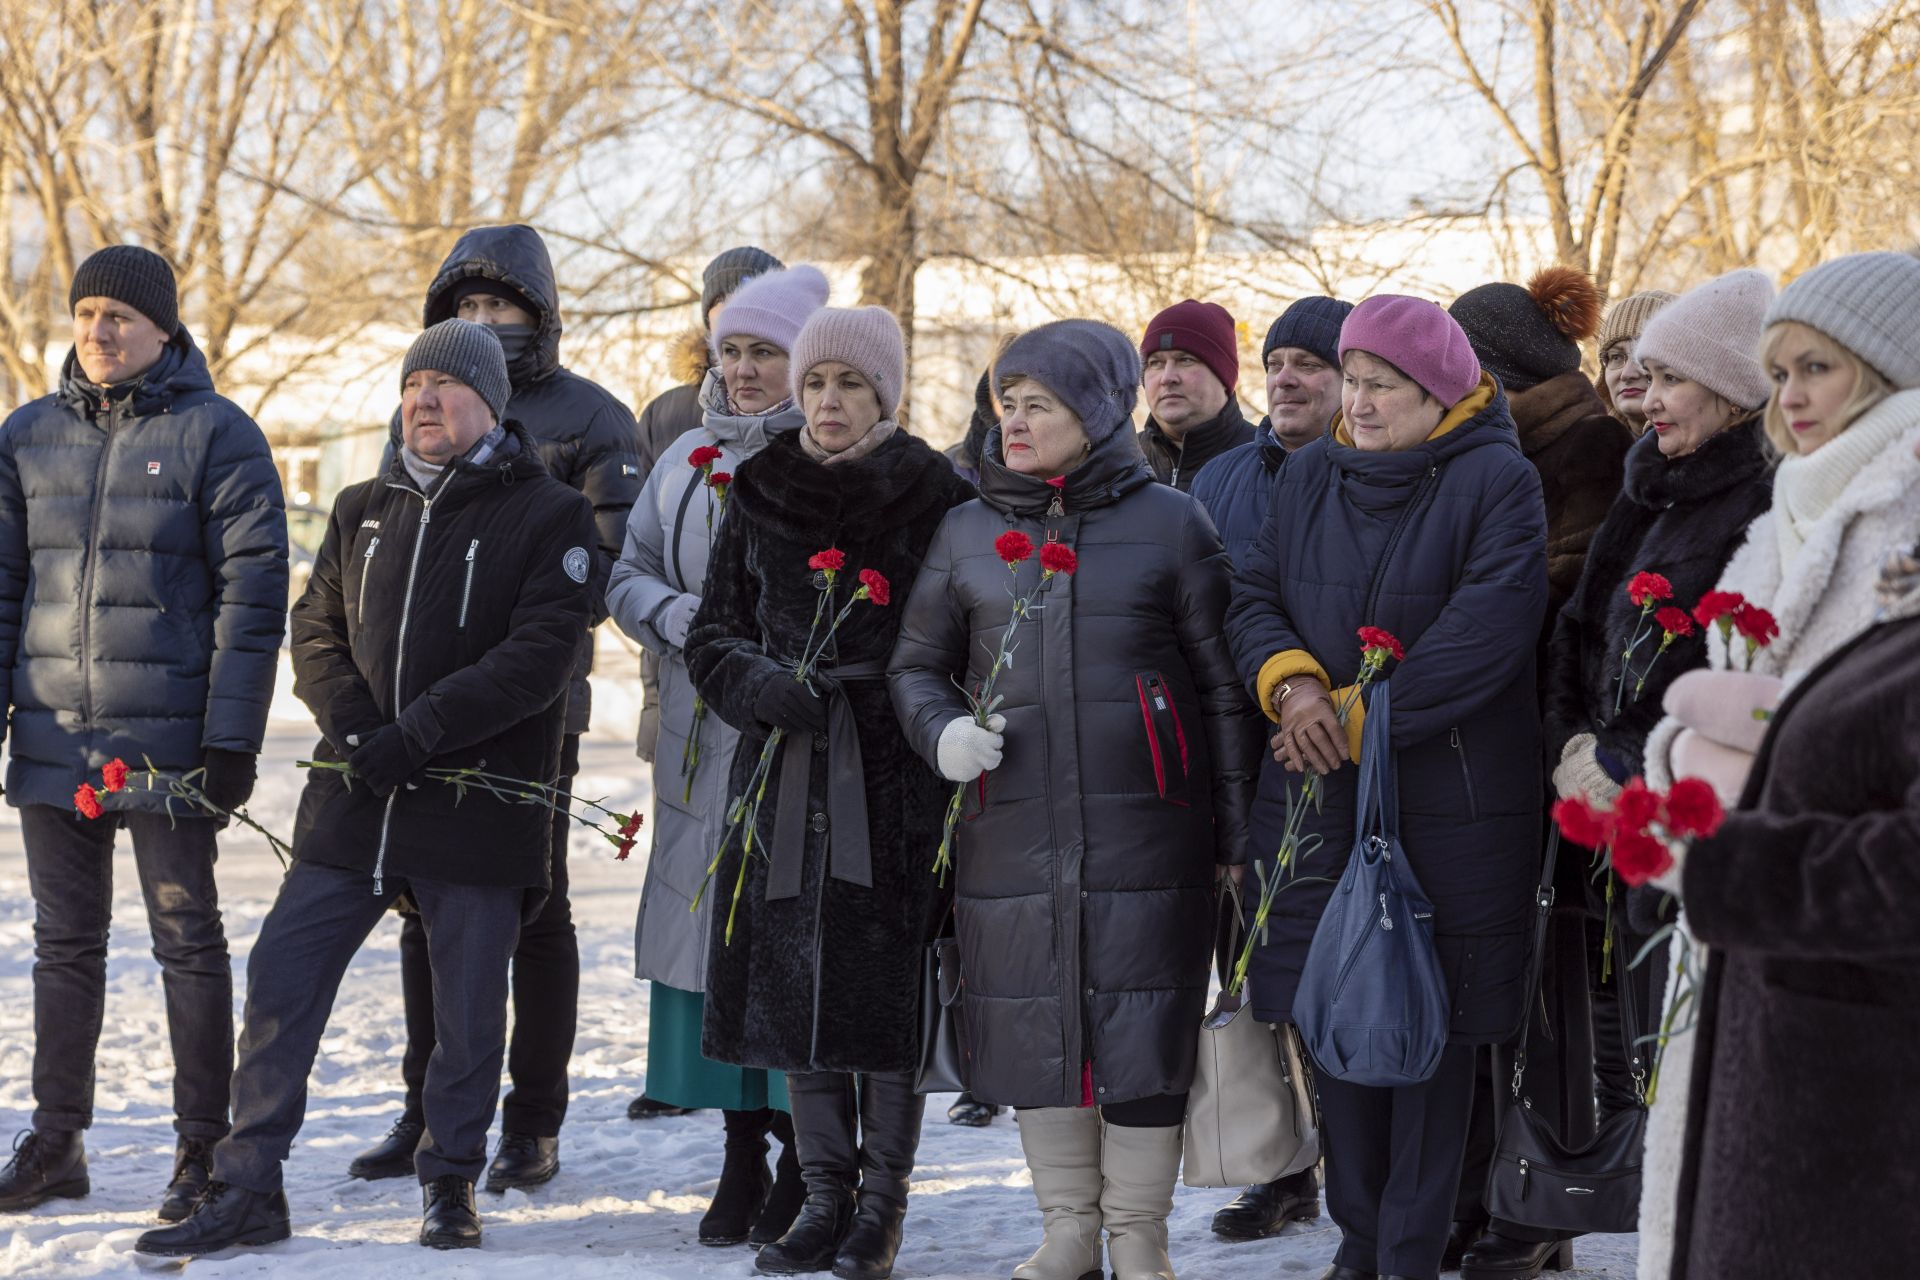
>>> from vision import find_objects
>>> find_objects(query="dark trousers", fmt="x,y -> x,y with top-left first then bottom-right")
1317,1040 -> 1476,1280
21,803 -> 232,1139
1592,917 -> 1662,1121
397,764 -> 579,1137
213,860 -> 522,1192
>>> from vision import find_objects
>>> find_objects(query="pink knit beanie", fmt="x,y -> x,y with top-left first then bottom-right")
1633,269 -> 1775,410
710,264 -> 831,357
789,306 -> 909,419
1338,295 -> 1482,407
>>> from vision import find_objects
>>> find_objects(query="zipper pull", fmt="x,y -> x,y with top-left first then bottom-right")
364,536 -> 380,559
465,540 -> 478,563
1450,727 -> 1460,749
372,874 -> 383,897
1519,1157 -> 1530,1197
1377,892 -> 1393,930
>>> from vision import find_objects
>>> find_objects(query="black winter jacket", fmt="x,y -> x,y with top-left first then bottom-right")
0,330 -> 288,812
290,426 -> 596,889
1542,420 -> 1772,774
1189,422 -> 1289,569
386,225 -> 643,735
890,424 -> 1262,1107
1224,376 -> 1549,1035
636,330 -> 714,480
686,428 -> 974,1074
1138,399 -> 1256,492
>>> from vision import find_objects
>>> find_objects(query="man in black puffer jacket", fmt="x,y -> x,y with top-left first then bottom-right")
138,320 -> 596,1259
1136,298 -> 1256,491
359,225 -> 641,1189
0,247 -> 287,1221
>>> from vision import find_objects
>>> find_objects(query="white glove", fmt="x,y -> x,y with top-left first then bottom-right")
1553,731 -> 1622,805
936,714 -> 1006,782
657,593 -> 701,649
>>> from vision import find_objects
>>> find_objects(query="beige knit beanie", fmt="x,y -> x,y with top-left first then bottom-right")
1596,290 -> 1678,356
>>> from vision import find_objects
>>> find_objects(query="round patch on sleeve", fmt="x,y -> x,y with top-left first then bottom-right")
563,547 -> 590,583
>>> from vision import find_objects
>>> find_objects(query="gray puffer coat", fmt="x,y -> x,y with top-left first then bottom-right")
606,373 -> 804,992
890,424 -> 1263,1108
0,329 -> 288,811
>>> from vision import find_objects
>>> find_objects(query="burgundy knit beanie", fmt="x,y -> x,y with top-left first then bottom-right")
1338,295 -> 1482,408
1140,299 -> 1238,392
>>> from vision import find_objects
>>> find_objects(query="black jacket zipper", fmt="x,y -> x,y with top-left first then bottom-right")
76,397 -> 120,727
1361,464 -> 1441,626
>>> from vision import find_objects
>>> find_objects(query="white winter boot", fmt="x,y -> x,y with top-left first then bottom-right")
1098,1121 -> 1182,1280
1012,1107 -> 1104,1280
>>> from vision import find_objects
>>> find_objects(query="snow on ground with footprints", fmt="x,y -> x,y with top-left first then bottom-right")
0,653 -> 1639,1277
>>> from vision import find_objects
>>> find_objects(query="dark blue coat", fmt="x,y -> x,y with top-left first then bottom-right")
1224,377 -> 1549,1038
1189,422 -> 1287,569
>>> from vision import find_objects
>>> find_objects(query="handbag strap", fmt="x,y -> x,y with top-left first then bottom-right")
1353,680 -> 1397,848
1213,874 -> 1247,990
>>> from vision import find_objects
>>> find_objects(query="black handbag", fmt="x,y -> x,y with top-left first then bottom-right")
1485,829 -> 1648,1235
914,908 -> 970,1095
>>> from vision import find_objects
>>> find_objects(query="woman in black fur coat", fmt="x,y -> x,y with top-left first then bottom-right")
685,305 -> 973,1280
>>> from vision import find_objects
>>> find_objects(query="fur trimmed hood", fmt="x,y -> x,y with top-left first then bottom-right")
670,326 -> 712,387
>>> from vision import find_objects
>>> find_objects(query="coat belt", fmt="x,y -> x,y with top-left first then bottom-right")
765,658 -> 886,901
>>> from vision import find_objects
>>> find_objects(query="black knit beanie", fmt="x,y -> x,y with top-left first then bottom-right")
1448,267 -> 1602,394
701,246 -> 785,321
70,245 -> 179,336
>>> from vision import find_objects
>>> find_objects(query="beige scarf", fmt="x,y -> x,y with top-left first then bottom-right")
800,418 -> 898,465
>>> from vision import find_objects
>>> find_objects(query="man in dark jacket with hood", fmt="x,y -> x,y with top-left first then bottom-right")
357,225 -> 641,1187
1186,294 -> 1349,1243
1137,298 -> 1256,490
137,319 -> 596,1258
0,246 -> 288,1220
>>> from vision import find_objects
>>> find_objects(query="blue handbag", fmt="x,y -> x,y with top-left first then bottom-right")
1293,680 -> 1452,1087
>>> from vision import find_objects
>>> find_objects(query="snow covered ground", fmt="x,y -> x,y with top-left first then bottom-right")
0,658 -> 1639,1278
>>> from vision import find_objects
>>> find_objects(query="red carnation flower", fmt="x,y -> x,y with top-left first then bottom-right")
1551,796 -> 1611,851
708,471 -> 732,490
1693,590 -> 1745,629
1038,543 -> 1078,576
616,834 -> 637,861
74,782 -> 104,820
1627,571 -> 1673,608
1356,626 -> 1405,662
995,531 -> 1034,565
1609,828 -> 1674,887
858,568 -> 892,606
687,445 -> 724,469
1663,777 -> 1725,840
617,812 -> 644,838
1613,777 -> 1661,835
1654,607 -> 1694,638
102,757 -> 129,793
808,548 -> 847,573
1732,603 -> 1779,648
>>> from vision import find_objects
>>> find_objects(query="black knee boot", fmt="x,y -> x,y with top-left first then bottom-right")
756,1073 -> 857,1275
752,1109 -> 807,1247
832,1072 -> 925,1280
702,1108 -> 774,1245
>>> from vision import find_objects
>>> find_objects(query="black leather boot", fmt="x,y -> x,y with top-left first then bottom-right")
1444,1215 -> 1490,1270
421,1174 -> 482,1249
629,1093 -> 696,1119
751,1110 -> 807,1248
157,1136 -> 214,1222
702,1108 -> 773,1246
484,1133 -> 559,1192
0,1129 -> 88,1212
1209,1167 -> 1320,1240
135,1181 -> 291,1256
1460,1232 -> 1574,1278
756,1073 -> 858,1275
945,1091 -> 1000,1127
347,1116 -> 424,1181
832,1073 -> 925,1280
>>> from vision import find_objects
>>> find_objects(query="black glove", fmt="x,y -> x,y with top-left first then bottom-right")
200,748 -> 259,812
348,725 -> 423,799
754,676 -> 828,735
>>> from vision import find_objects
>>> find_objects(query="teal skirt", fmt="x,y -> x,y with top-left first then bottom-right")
646,983 -> 790,1112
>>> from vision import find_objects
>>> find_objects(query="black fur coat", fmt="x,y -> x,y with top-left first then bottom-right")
685,428 -> 975,1074
1543,419 -> 1772,773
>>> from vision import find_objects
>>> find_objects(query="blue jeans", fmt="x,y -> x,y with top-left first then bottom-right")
21,804 -> 232,1139
213,859 -> 522,1192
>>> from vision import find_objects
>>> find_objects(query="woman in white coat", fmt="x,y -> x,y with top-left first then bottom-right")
607,264 -> 829,1249
1635,250 -> 1920,1279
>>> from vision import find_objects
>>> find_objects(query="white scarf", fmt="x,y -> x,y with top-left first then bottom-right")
1773,393 -> 1915,561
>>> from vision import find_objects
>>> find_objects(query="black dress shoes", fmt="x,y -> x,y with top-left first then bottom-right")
628,1093 -> 696,1119
1316,1267 -> 1375,1280
484,1134 -> 559,1192
135,1182 -> 291,1256
1211,1169 -> 1321,1240
157,1137 -> 213,1222
945,1092 -> 1001,1127
0,1130 -> 87,1212
421,1174 -> 482,1249
1460,1232 -> 1575,1278
347,1117 -> 424,1181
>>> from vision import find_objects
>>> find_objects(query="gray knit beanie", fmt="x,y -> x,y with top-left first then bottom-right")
402,319 -> 511,423
70,245 -> 179,336
1634,269 -> 1776,410
789,306 -> 908,419
702,246 -> 785,321
997,320 -> 1142,443
1764,252 -> 1920,390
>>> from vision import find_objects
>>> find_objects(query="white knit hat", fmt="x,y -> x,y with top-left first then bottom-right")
1634,269 -> 1775,410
